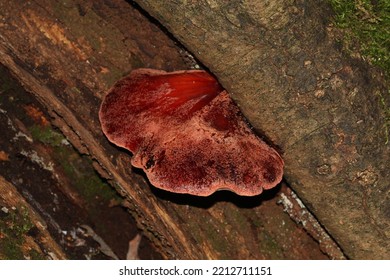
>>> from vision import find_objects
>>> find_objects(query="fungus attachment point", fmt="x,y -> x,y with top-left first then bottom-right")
99,69 -> 283,196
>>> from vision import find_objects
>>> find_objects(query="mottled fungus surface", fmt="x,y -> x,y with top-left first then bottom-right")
99,69 -> 283,196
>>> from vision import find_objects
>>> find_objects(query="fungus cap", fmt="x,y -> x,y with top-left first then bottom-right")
99,68 -> 283,196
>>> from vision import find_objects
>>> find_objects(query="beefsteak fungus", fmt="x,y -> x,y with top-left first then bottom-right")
99,69 -> 283,196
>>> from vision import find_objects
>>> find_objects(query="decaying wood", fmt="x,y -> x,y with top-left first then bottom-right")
0,0 -> 199,259
0,0 -> 361,259
0,176 -> 67,259
133,0 -> 390,259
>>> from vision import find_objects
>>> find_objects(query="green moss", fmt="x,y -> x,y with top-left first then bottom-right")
29,125 -> 65,147
11,208 -> 34,236
0,239 -> 24,259
26,124 -> 125,252
329,0 -> 390,76
22,115 -> 124,259
329,0 -> 390,142
29,124 -> 120,208
72,165 -> 117,202
0,207 -> 35,259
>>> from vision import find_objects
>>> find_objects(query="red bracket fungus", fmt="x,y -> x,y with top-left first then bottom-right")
99,69 -> 283,196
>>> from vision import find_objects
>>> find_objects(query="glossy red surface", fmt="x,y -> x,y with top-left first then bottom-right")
99,69 -> 283,196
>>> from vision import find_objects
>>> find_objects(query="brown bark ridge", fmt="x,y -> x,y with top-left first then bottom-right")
0,0 -> 340,259
133,0 -> 390,259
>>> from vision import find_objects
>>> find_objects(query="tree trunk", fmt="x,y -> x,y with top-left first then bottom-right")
133,0 -> 390,259
0,0 -> 336,260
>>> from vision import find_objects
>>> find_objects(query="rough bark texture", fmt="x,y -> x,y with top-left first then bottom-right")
0,0 -> 341,259
0,176 -> 67,259
0,63 -> 157,260
133,0 -> 390,259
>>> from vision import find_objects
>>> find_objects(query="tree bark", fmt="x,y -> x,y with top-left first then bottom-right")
0,176 -> 67,259
133,0 -> 390,259
0,0 -> 340,259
